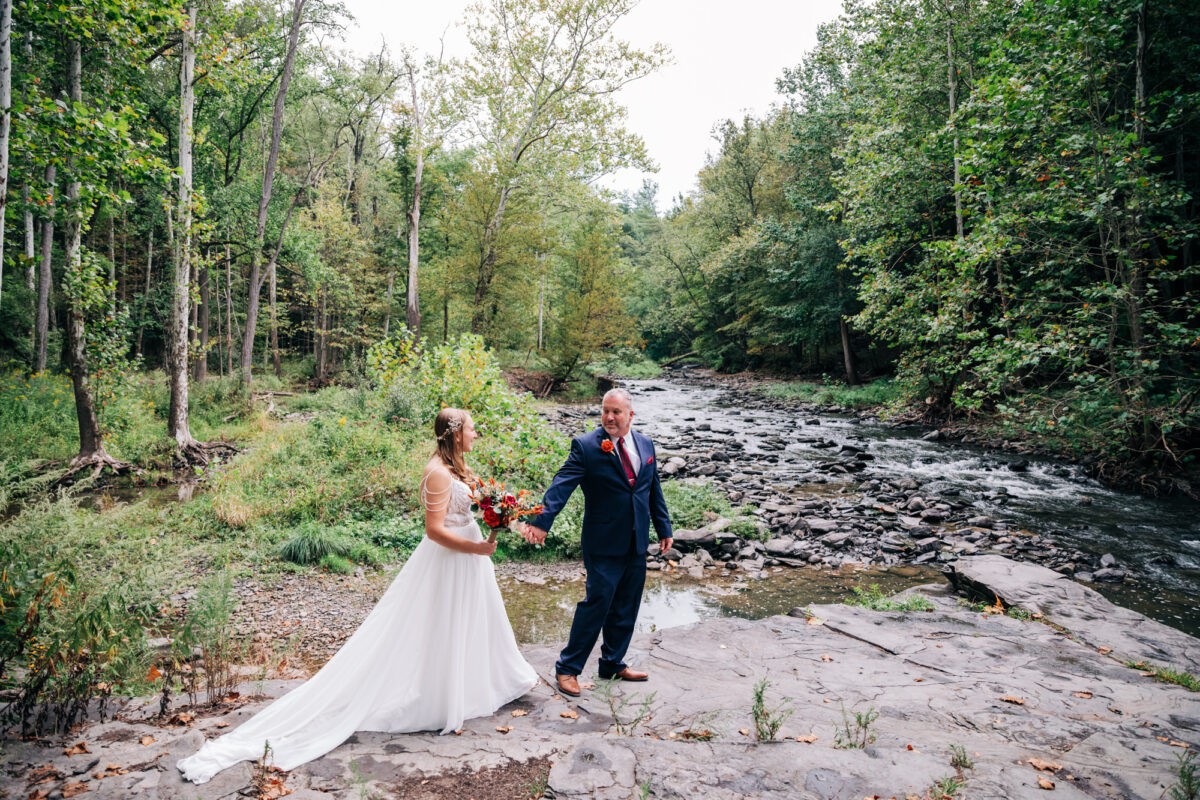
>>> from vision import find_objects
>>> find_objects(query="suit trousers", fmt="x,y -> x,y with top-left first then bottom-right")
555,543 -> 647,678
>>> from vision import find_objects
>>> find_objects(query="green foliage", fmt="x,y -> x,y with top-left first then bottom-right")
1127,661 -> 1200,692
660,479 -> 733,529
845,585 -> 935,613
760,378 -> 897,410
278,525 -> 352,566
319,554 -> 354,574
833,703 -> 879,750
1171,750 -> 1199,800
949,744 -> 974,771
167,571 -> 241,708
750,677 -> 794,741
929,776 -> 965,800
594,679 -> 657,737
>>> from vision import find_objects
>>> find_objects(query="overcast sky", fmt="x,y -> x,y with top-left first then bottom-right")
337,0 -> 844,210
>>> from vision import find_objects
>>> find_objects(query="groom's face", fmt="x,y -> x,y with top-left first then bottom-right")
601,396 -> 634,439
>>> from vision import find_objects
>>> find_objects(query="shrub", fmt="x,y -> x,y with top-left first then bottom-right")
165,571 -> 241,709
661,479 -> 733,529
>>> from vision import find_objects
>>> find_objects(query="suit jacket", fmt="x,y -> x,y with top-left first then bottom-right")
531,427 -> 673,557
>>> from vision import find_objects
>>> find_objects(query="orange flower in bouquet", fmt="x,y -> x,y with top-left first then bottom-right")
470,477 -> 545,543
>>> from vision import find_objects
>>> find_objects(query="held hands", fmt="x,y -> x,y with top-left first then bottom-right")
476,539 -> 497,556
520,523 -> 548,546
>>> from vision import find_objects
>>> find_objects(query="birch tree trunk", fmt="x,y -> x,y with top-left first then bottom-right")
240,0 -> 306,389
167,5 -> 197,447
135,226 -> 152,359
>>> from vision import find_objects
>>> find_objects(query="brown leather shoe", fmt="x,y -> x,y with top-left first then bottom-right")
556,673 -> 581,697
609,667 -> 648,682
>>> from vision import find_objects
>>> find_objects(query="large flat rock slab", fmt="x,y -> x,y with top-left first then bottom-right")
2,558 -> 1196,799
949,554 -> 1200,673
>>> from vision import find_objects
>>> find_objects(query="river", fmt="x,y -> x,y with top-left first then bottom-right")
579,373 -> 1200,637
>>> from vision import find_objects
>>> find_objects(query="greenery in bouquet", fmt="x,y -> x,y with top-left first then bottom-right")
470,478 -> 545,539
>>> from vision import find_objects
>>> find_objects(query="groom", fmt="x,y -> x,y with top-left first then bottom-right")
523,388 -> 673,697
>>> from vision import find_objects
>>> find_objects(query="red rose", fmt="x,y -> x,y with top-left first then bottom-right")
483,508 -> 501,527
479,496 -> 493,509
601,440 -> 615,453
502,493 -> 516,507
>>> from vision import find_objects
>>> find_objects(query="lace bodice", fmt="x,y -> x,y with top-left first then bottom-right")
420,473 -> 475,530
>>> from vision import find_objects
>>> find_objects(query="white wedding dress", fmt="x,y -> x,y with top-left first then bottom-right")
177,476 -> 538,784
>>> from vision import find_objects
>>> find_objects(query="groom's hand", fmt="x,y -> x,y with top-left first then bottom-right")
658,537 -> 673,554
524,524 -> 548,545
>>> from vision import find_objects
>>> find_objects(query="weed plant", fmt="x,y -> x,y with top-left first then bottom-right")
594,678 -> 657,736
751,677 -> 794,741
660,480 -> 733,529
833,703 -> 879,749
845,584 -> 935,612
1127,660 -> 1200,692
1171,750 -> 1198,800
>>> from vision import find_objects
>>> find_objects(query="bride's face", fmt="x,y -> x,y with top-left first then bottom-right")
458,416 -> 478,453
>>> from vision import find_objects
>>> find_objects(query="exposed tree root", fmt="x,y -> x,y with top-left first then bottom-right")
173,438 -> 241,469
54,450 -> 136,487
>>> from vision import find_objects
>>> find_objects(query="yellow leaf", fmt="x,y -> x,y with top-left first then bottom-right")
511,709 -> 528,717
1001,695 -> 1025,705
794,734 -> 818,743
1038,775 -> 1055,789
1028,758 -> 1061,771
560,710 -> 579,719
1072,691 -> 1093,699
495,726 -> 512,734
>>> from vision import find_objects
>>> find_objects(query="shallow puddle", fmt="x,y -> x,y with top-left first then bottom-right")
498,563 -> 946,645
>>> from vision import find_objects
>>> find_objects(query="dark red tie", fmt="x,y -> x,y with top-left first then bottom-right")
617,437 -> 636,487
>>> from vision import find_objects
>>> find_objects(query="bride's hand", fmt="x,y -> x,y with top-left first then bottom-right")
475,539 -> 497,556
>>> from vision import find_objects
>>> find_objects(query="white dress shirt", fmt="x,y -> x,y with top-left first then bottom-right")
607,429 -> 640,478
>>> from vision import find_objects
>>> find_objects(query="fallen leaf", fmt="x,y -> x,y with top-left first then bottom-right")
820,654 -> 834,662
739,728 -> 750,736
26,766 -> 63,785
63,742 -> 90,756
146,666 -> 162,681
1072,691 -> 1093,699
1170,741 -> 1191,748
1138,671 -> 1155,677
511,709 -> 528,717
139,735 -> 157,746
495,726 -> 512,734
61,784 -> 90,798
453,730 -> 463,735
794,734 -> 818,743
1028,758 -> 1061,771
26,790 -> 51,800
914,678 -> 924,682
1038,776 -> 1055,789
1097,646 -> 1112,655
906,744 -> 918,751
1001,695 -> 1025,705
215,721 -> 229,728
806,617 -> 825,626
559,710 -> 579,720
167,712 -> 194,726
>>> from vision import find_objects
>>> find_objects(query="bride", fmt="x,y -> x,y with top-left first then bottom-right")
177,408 -> 539,783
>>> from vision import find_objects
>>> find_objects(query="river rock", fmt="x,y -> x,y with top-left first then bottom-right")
764,537 -> 795,556
1100,553 -> 1116,568
805,518 -> 839,533
949,555 -> 1200,672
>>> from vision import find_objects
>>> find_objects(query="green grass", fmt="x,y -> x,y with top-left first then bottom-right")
844,584 -> 935,612
759,378 -> 897,409
1127,661 -> 1200,692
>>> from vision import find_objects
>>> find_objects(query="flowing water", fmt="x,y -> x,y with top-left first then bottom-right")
612,376 -> 1200,637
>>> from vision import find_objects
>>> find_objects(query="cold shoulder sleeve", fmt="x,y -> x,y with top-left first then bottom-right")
420,469 -> 453,513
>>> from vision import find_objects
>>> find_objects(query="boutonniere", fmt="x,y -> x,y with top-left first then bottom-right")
600,440 -> 615,454
645,456 -> 654,465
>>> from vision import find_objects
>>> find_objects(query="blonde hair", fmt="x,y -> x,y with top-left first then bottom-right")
433,408 -> 477,485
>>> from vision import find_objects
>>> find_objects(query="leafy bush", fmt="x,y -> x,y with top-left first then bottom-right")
661,479 -> 734,529
760,377 -> 897,409
166,571 -> 241,709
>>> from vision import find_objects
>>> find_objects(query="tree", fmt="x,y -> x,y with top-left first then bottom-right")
240,0 -> 307,389
458,0 -> 666,334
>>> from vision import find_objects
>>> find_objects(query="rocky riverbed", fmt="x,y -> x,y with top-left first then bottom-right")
3,556 -> 1196,800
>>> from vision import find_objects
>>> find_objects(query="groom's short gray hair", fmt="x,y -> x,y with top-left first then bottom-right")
602,387 -> 634,410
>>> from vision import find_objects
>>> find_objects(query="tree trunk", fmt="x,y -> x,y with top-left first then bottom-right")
947,24 -> 963,241
0,0 -> 10,311
168,6 -> 196,446
405,112 -> 423,338
107,211 -> 116,310
135,226 -> 152,359
62,39 -> 108,464
315,287 -> 327,382
23,183 -> 33,290
240,0 -> 306,389
194,259 -> 209,381
470,185 -> 512,333
224,243 -> 234,377
839,316 -> 860,387
34,164 -> 55,373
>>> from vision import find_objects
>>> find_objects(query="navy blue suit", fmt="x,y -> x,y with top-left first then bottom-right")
531,426 -> 673,678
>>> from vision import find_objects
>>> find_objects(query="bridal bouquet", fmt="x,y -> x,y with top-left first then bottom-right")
471,478 -> 545,543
